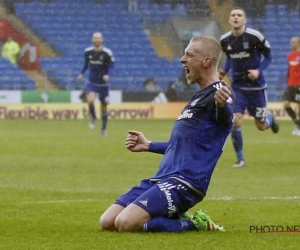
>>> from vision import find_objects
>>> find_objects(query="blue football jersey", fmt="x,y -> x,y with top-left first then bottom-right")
81,46 -> 114,85
150,82 -> 233,194
220,28 -> 272,90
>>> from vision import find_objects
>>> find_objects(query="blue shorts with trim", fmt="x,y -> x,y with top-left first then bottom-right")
115,178 -> 205,218
233,89 -> 267,122
86,82 -> 109,104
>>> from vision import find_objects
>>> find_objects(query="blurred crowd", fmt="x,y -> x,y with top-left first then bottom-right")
234,0 -> 300,17
0,37 -> 20,64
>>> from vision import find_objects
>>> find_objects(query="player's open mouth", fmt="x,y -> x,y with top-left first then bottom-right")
184,66 -> 190,75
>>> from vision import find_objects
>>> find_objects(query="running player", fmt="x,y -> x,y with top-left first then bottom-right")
77,32 -> 114,136
219,7 -> 279,168
283,36 -> 300,135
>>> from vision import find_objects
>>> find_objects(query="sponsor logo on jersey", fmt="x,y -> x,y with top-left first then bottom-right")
230,52 -> 250,59
177,109 -> 193,120
157,182 -> 177,217
90,60 -> 103,65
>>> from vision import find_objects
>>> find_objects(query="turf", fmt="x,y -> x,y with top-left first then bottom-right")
0,119 -> 299,250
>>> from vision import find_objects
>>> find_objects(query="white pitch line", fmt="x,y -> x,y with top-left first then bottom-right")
17,196 -> 300,205
207,196 -> 300,201
19,199 -> 99,204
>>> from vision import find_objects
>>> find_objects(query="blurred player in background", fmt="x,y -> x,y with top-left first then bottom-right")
283,37 -> 300,135
100,36 -> 234,233
219,7 -> 279,168
77,32 -> 114,136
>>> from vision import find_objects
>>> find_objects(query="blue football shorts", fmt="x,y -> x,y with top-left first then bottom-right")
233,89 -> 267,123
115,178 -> 205,218
86,82 -> 109,104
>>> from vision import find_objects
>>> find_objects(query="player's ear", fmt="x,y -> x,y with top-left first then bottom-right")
203,57 -> 212,68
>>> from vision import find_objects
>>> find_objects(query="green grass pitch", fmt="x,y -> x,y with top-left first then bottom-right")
0,119 -> 300,250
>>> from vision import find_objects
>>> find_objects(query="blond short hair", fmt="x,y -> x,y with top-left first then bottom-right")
190,36 -> 222,67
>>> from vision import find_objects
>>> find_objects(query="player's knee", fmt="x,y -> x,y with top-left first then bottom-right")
233,114 -> 243,127
87,99 -> 94,105
257,125 -> 265,131
283,102 -> 290,109
114,215 -> 134,232
255,122 -> 266,131
233,119 -> 242,127
99,214 -> 116,231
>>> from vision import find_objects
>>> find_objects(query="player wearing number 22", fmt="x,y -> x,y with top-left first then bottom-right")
219,7 -> 279,168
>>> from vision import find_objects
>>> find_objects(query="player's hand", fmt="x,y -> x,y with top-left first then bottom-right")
214,82 -> 232,107
247,69 -> 260,81
77,74 -> 84,83
218,70 -> 226,80
103,75 -> 110,82
125,130 -> 151,152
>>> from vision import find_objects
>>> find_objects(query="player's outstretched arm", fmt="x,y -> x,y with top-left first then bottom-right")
214,84 -> 234,126
125,130 -> 168,154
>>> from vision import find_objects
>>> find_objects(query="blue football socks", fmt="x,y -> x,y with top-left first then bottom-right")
143,217 -> 196,232
231,127 -> 244,161
89,104 -> 96,120
265,112 -> 274,128
101,112 -> 108,130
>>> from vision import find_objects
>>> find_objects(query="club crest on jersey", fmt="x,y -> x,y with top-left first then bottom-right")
243,42 -> 249,49
227,45 -> 232,50
99,55 -> 104,60
190,98 -> 200,107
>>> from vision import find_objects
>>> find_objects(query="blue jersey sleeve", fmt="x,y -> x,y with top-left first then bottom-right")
215,103 -> 233,126
257,39 -> 272,72
148,142 -> 169,154
107,50 -> 115,76
223,56 -> 231,74
108,61 -> 114,76
215,88 -> 234,126
81,52 -> 89,74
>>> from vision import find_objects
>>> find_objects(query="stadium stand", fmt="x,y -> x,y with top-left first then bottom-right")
0,57 -> 35,90
14,0 -> 195,91
12,1 -> 299,100
247,4 -> 300,100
